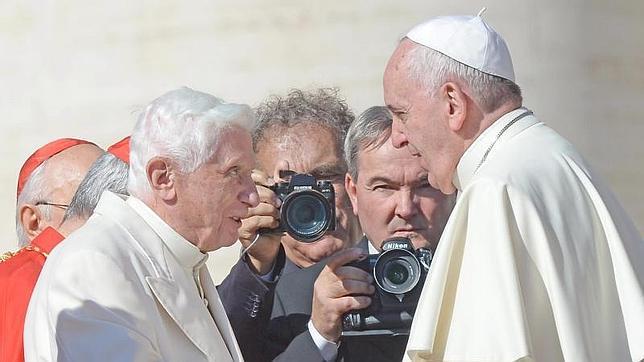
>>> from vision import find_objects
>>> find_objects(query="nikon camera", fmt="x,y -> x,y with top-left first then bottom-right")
342,237 -> 432,337
265,173 -> 336,243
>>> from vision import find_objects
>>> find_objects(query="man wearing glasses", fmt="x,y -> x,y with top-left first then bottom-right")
0,138 -> 103,362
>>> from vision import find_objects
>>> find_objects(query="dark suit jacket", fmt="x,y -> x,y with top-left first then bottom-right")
219,238 -> 408,362
218,248 -> 287,361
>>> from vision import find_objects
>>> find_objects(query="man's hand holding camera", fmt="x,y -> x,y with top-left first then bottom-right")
311,248 -> 375,342
238,168 -> 283,275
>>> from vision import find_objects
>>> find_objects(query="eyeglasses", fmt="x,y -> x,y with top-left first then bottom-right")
35,201 -> 69,210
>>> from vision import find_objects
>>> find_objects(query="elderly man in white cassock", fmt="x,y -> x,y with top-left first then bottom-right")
24,87 -> 259,361
384,10 -> 644,362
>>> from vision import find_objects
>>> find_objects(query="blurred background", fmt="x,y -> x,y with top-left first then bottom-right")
1,0 -> 642,282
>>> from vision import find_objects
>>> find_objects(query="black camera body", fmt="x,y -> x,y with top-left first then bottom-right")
268,173 -> 336,243
342,237 -> 432,337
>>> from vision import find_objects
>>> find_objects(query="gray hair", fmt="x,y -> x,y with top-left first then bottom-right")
253,88 -> 354,161
404,41 -> 522,112
15,162 -> 52,247
127,87 -> 255,198
344,106 -> 393,179
63,153 -> 129,222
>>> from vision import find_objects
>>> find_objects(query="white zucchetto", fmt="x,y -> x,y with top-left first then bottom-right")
406,8 -> 516,82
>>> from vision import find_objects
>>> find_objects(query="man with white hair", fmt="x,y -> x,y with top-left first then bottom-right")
25,88 -> 259,362
60,137 -> 130,230
384,11 -> 643,362
218,88 -> 364,361
0,138 -> 103,362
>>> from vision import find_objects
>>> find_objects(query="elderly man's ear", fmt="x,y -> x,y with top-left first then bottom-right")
146,157 -> 177,201
19,204 -> 47,241
442,81 -> 468,132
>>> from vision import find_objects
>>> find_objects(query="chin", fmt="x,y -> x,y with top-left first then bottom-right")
392,232 -> 430,249
207,235 -> 237,252
220,236 -> 239,248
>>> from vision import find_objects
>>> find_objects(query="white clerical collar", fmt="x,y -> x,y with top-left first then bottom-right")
453,107 -> 531,191
126,196 -> 208,270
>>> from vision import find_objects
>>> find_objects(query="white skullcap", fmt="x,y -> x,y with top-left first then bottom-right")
405,8 -> 515,82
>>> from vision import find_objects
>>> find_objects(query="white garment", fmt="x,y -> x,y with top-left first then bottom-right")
405,108 -> 643,362
126,197 -> 211,308
24,192 -> 244,362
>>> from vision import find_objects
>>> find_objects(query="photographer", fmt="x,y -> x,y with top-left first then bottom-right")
218,88 -> 363,360
220,104 -> 454,361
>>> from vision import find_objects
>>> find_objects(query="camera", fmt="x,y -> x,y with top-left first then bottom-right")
264,173 -> 336,243
342,237 -> 432,337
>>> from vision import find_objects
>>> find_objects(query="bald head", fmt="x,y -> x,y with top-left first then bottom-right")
16,143 -> 103,246
40,144 -> 105,204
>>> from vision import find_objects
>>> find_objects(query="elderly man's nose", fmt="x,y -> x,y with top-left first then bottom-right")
391,120 -> 408,149
241,178 -> 260,207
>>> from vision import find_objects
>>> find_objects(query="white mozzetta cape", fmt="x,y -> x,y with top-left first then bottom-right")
405,108 -> 643,362
24,192 -> 243,362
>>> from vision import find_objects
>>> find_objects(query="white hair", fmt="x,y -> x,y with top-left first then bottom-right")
63,153 -> 129,222
404,41 -> 522,112
15,162 -> 53,247
127,87 -> 255,198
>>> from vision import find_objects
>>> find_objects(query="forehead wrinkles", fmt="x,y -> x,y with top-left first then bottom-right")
360,159 -> 422,186
359,141 -> 425,178
274,129 -> 305,153
260,123 -> 338,165
271,135 -> 317,172
211,128 -> 252,164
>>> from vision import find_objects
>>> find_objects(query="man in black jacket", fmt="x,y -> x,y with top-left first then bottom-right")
219,88 -> 363,360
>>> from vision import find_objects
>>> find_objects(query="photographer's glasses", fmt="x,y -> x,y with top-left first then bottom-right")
35,201 -> 69,210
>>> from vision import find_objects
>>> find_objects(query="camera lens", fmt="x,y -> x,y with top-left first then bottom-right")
282,191 -> 332,242
373,249 -> 421,294
384,261 -> 409,285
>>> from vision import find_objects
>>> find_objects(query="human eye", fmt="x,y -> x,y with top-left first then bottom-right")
391,109 -> 409,124
371,183 -> 394,192
226,166 -> 241,177
325,173 -> 344,183
311,169 -> 344,183
416,178 -> 439,194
